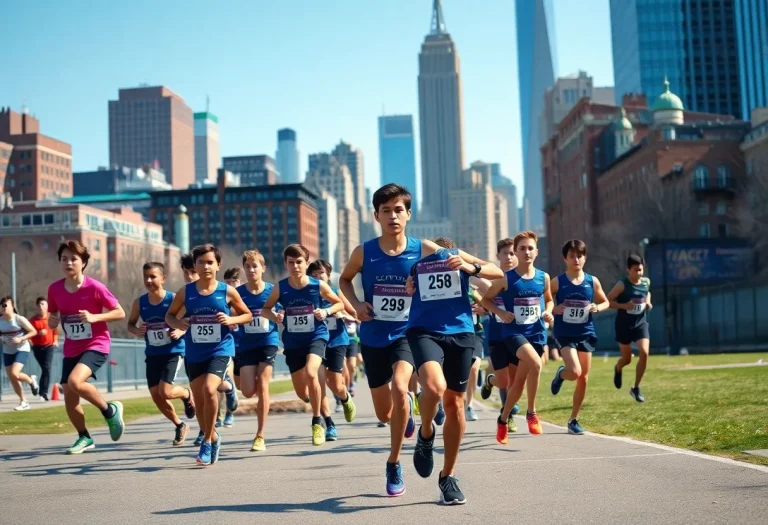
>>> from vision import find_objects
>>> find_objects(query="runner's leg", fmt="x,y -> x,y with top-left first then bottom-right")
570,351 -> 591,421
635,338 -> 650,387
255,362 -> 272,437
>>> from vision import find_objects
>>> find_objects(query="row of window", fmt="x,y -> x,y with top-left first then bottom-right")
158,189 -> 300,207
41,165 -> 70,178
40,179 -> 70,193
39,151 -> 70,166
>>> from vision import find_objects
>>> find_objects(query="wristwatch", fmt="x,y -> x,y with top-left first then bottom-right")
471,262 -> 482,276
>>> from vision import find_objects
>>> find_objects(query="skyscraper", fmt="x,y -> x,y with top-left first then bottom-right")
109,86 -> 195,189
490,163 -> 519,239
331,141 -> 366,215
378,115 -> 417,210
610,0 -> 764,120
194,110 -> 219,184
735,0 -> 768,120
516,0 -> 557,231
417,0 -> 465,219
276,128 -> 300,183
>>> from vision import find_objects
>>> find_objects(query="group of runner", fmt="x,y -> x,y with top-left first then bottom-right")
2,183 -> 655,506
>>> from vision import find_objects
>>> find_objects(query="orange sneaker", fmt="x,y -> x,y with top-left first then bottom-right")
527,412 -> 543,434
496,417 -> 509,444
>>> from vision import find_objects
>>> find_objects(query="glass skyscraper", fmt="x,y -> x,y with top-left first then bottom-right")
378,115 -> 417,212
735,0 -> 768,120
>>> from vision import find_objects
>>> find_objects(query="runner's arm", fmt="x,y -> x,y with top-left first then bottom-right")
260,285 -> 281,323
551,276 -> 565,315
421,239 -> 504,279
646,292 -> 653,310
318,281 -> 345,317
479,279 -> 506,316
591,277 -> 610,313
336,289 -> 358,318
165,286 -> 189,330
223,286 -> 253,326
339,245 -> 364,309
606,281 -> 631,310
15,316 -> 37,342
542,274 -> 555,321
126,299 -> 146,337
83,304 -> 125,324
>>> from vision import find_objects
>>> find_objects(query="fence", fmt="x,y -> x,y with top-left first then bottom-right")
0,338 -> 291,399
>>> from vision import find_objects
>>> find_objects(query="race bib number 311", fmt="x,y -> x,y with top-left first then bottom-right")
287,306 -> 314,333
245,312 -> 270,334
190,315 -> 221,344
63,315 -> 92,341
417,260 -> 461,302
373,284 -> 411,322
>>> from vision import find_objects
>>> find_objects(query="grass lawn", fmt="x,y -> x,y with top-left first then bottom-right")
486,352 -> 768,466
0,378 -> 294,436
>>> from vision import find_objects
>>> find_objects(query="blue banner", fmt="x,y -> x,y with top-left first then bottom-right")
647,239 -> 755,286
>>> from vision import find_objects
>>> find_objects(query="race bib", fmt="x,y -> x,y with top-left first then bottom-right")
146,322 -> 170,347
493,297 -> 506,322
629,297 -> 646,315
513,297 -> 541,325
63,315 -> 93,341
372,284 -> 411,322
190,315 -> 221,344
417,260 -> 461,302
563,300 -> 590,324
244,313 -> 270,334
287,306 -> 314,333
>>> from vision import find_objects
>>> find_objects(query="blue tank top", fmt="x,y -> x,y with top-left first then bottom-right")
487,296 -> 507,343
322,287 -> 350,348
236,282 -> 280,350
360,236 -> 422,347
554,273 -> 595,339
279,277 -> 329,349
407,248 -> 474,335
500,268 -> 547,345
615,276 -> 651,330
183,281 -> 235,363
139,291 -> 185,356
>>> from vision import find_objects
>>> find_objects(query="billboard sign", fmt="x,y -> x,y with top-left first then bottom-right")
647,239 -> 755,286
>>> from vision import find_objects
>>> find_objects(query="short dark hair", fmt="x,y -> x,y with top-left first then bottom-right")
433,237 -> 456,249
497,238 -> 514,253
223,267 -> 243,281
307,260 -> 328,275
562,239 -> 587,259
192,243 -> 222,264
143,262 -> 166,276
180,253 -> 195,270
627,254 -> 644,269
0,296 -> 18,314
283,244 -> 309,261
36,296 -> 47,305
372,183 -> 412,213
57,240 -> 90,269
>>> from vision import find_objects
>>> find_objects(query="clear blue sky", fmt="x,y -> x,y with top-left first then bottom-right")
3,0 -> 614,206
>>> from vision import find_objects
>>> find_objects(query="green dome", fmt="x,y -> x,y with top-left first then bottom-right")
652,77 -> 684,112
614,108 -> 633,130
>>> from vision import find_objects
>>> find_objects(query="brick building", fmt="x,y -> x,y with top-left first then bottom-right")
0,107 -> 73,201
149,170 -> 320,270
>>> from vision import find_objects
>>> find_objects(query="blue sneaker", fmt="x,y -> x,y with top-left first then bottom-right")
434,401 -> 446,426
197,441 -> 212,466
193,430 -> 204,446
325,425 -> 338,441
404,393 -> 415,438
215,417 -> 223,428
223,412 -> 234,427
511,404 -> 520,416
386,461 -> 406,496
568,419 -> 585,435
551,365 -> 566,395
224,376 -> 239,412
211,431 -> 222,463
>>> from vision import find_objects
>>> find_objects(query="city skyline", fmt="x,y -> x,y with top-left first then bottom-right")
2,0 -> 615,206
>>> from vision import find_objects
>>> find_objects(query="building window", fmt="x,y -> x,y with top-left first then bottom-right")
0,216 -> 10,228
22,215 -> 31,226
699,223 -> 710,238
694,165 -> 709,188
93,239 -> 101,252
718,223 -> 728,237
716,202 -> 727,215
698,203 -> 709,216
32,214 -> 42,225
716,165 -> 730,187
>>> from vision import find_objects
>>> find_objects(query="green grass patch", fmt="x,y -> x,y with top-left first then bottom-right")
0,379 -> 294,435
487,352 -> 768,466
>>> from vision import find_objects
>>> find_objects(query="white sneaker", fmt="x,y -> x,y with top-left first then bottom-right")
30,375 -> 39,397
466,405 -> 478,422
14,400 -> 30,411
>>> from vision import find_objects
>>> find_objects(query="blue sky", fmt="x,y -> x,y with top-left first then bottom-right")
2,0 -> 614,206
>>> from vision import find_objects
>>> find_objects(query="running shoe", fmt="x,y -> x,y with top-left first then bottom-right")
303,396 -> 311,403
334,398 -> 343,414
434,401 -> 446,426
551,365 -> 566,395
377,421 -> 388,428
342,396 -> 356,423
182,388 -> 196,419
215,417 -> 223,428
349,384 -> 355,397
413,424 -> 435,478
386,461 -> 406,496
193,430 -> 204,446
312,423 -> 326,446
14,400 -> 30,411
405,392 -> 415,438
66,436 -> 95,454
30,375 -> 39,397
173,423 -> 189,446
480,373 -> 494,400
105,401 -> 124,441
325,425 -> 338,441
251,436 -> 266,452
507,415 -> 518,433
614,365 -> 622,389
527,411 -> 543,434
211,431 -> 222,464
438,474 -> 466,505
567,419 -> 585,435
197,441 -> 212,466
630,386 -> 645,403
496,416 -> 508,444
40,393 -> 49,402
511,404 -> 520,415
224,376 -> 239,412
413,392 -> 420,416
466,405 -> 478,422
223,412 -> 234,427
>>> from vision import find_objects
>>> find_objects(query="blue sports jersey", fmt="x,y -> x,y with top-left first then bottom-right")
279,277 -> 328,350
487,296 -> 507,343
237,282 -> 280,350
553,273 -> 596,339
500,268 -> 547,345
183,281 -> 235,363
322,286 -> 350,349
140,291 -> 185,356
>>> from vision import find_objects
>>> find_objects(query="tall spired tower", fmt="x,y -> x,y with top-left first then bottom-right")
417,0 -> 465,219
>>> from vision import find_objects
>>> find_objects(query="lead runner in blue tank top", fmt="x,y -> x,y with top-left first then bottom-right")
549,240 -> 609,436
260,244 -> 345,447
481,231 -> 554,445
127,262 -> 196,447
166,244 -> 252,466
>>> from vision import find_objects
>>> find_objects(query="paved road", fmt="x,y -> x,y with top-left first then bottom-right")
1,386 -> 766,525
